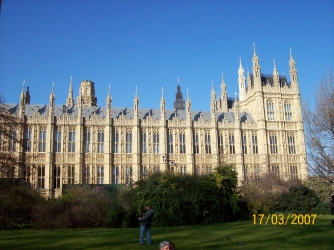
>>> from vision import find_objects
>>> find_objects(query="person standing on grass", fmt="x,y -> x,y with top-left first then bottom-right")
139,204 -> 155,245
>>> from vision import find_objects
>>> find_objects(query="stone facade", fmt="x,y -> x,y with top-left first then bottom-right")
2,48 -> 307,198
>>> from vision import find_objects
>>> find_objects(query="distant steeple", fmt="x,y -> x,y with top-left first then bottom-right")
134,86 -> 139,113
66,76 -> 74,107
49,82 -> 55,108
220,73 -> 228,112
238,57 -> 246,101
174,78 -> 185,110
273,60 -> 279,86
25,86 -> 30,105
106,84 -> 112,110
289,48 -> 298,86
252,43 -> 262,90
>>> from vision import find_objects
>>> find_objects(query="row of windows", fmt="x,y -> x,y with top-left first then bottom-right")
266,101 -> 293,121
14,129 -> 295,156
24,164 -> 299,189
244,165 -> 299,180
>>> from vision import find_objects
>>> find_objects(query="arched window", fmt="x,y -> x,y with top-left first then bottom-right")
266,100 -> 275,120
284,102 -> 292,121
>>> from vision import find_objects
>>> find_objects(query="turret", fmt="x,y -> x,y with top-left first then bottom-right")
160,87 -> 166,120
252,44 -> 262,91
134,86 -> 139,117
66,76 -> 74,107
273,60 -> 279,87
106,84 -> 112,117
238,57 -> 246,101
220,73 -> 228,112
289,48 -> 299,92
174,78 -> 185,110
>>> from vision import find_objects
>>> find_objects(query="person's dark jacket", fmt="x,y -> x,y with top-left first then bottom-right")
140,209 -> 155,228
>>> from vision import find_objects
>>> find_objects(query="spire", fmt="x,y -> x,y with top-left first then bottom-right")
273,60 -> 279,86
49,82 -> 55,109
247,68 -> 252,88
25,86 -> 30,105
20,80 -> 26,108
186,88 -> 191,117
106,84 -> 112,110
289,48 -> 298,90
211,81 -> 216,114
134,85 -> 139,113
238,57 -> 246,101
66,76 -> 74,107
252,43 -> 261,90
220,72 -> 228,113
174,79 -> 185,110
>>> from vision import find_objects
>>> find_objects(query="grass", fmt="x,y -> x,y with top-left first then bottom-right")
0,215 -> 333,250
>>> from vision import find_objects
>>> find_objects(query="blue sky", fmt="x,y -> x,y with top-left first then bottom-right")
0,0 -> 333,111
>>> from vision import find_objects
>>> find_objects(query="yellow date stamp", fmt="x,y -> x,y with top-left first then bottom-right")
253,214 -> 317,225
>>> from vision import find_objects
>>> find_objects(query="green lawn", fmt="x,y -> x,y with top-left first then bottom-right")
0,215 -> 333,250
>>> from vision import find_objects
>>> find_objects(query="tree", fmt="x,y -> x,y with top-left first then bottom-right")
303,71 -> 334,183
0,93 -> 25,178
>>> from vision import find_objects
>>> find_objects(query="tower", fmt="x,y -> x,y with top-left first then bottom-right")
66,76 -> 74,107
78,80 -> 97,107
174,78 -> 185,110
238,57 -> 246,101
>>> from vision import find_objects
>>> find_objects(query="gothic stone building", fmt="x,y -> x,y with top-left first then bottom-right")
3,49 -> 307,198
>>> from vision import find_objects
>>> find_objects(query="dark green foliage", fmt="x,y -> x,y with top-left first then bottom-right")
313,201 -> 332,215
33,185 -> 112,229
0,179 -> 44,229
277,184 -> 319,214
123,165 -> 239,227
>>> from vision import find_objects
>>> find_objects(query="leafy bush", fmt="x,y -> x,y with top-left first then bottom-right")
33,185 -> 112,229
0,180 -> 44,229
277,184 -> 319,214
121,165 -> 239,227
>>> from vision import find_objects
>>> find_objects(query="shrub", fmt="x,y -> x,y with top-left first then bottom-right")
0,180 -> 44,229
123,165 -> 239,227
277,184 -> 319,214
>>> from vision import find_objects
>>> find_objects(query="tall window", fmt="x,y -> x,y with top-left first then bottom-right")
25,128 -> 32,152
229,132 -> 235,154
126,166 -> 132,184
181,166 -> 186,175
179,132 -> 186,154
113,130 -> 119,153
97,165 -> 104,184
112,166 -> 119,184
82,165 -> 90,184
205,131 -> 211,154
9,130 -> 16,152
140,165 -> 147,179
168,131 -> 173,154
206,166 -> 212,174
244,165 -> 249,180
196,165 -> 201,175
141,131 -> 147,153
218,134 -> 223,154
287,134 -> 296,154
193,132 -> 199,154
37,165 -> 45,188
84,129 -> 91,153
284,102 -> 292,121
254,166 -> 260,181
252,133 -> 258,154
39,129 -> 46,152
54,129 -> 61,153
272,165 -> 280,176
242,133 -> 247,154
68,165 -> 75,184
126,131 -> 132,153
154,166 -> 160,173
269,134 -> 278,154
68,130 -> 75,153
267,101 -> 275,120
290,165 -> 298,179
54,165 -> 61,189
98,130 -> 104,153
153,132 -> 159,154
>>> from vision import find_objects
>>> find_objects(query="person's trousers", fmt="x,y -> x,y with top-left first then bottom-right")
139,225 -> 151,244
